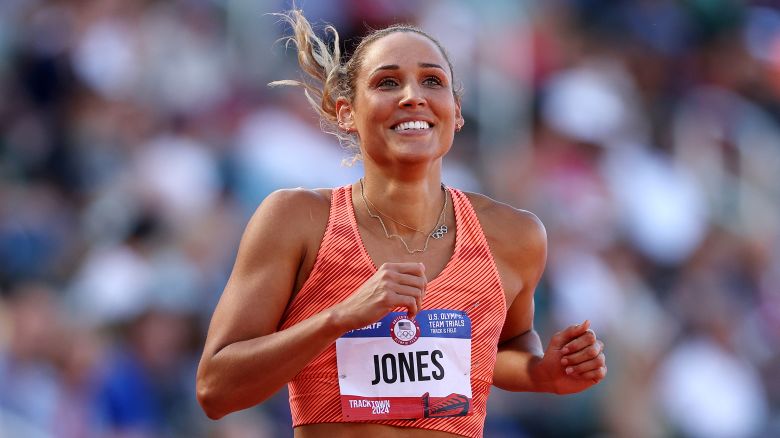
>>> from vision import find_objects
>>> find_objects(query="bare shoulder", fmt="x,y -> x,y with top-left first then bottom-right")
254,187 -> 331,220
462,191 -> 547,253
236,187 -> 332,271
249,187 -> 331,237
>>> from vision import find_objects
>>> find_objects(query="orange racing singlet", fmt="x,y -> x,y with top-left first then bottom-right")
278,185 -> 506,438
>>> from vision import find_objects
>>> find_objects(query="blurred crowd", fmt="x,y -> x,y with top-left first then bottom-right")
1,0 -> 779,437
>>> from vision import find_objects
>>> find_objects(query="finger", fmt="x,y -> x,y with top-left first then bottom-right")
577,366 -> 607,382
391,265 -> 427,301
394,284 -> 424,310
561,331 -> 599,358
561,330 -> 603,362
396,294 -> 419,318
561,340 -> 603,366
564,353 -> 606,375
393,272 -> 428,290
393,284 -> 424,297
550,320 -> 590,350
378,268 -> 425,295
385,262 -> 426,277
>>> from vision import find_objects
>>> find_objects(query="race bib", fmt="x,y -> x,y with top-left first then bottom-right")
336,309 -> 472,421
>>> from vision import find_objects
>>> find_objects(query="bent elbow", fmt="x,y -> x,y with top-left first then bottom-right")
196,359 -> 277,419
196,376 -> 227,420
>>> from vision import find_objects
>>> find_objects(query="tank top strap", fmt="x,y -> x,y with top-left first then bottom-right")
445,188 -> 504,291
448,187 -> 485,248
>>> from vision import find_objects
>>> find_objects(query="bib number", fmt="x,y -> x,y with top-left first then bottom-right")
336,309 -> 472,420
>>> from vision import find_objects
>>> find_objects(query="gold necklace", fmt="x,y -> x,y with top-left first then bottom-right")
359,179 -> 449,254
363,192 -> 427,236
360,178 -> 449,239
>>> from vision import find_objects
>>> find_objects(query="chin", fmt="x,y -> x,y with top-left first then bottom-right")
365,136 -> 450,164
392,146 -> 449,164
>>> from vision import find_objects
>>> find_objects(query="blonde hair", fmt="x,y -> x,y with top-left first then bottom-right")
269,9 -> 461,164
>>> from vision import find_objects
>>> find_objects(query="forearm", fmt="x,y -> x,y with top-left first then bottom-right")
197,306 -> 349,419
492,329 -> 554,393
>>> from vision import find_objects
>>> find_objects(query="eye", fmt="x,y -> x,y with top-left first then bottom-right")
423,76 -> 443,87
377,77 -> 399,88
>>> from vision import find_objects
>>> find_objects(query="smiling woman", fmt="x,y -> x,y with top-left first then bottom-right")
336,31 -> 461,170
267,12 -> 462,166
196,7 -> 607,438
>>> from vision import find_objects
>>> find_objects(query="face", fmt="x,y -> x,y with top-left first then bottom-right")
338,32 -> 463,166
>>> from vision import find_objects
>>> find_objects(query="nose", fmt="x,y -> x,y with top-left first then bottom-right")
399,83 -> 426,108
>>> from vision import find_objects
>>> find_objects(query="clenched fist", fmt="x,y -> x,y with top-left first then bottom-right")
333,262 -> 428,331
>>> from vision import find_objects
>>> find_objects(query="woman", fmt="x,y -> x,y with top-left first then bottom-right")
196,8 -> 606,437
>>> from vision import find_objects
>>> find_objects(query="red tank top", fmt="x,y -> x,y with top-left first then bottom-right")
279,185 -> 507,438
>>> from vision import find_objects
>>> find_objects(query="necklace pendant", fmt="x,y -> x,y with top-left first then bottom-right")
430,224 -> 448,239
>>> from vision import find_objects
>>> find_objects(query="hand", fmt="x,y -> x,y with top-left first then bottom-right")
332,262 -> 427,331
531,320 -> 607,395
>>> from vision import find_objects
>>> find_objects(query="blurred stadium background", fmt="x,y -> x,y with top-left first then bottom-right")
1,0 -> 779,437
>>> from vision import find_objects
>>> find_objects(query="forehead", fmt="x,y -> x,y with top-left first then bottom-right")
359,32 -> 450,77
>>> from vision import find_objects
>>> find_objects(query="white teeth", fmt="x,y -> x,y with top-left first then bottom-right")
394,121 -> 430,131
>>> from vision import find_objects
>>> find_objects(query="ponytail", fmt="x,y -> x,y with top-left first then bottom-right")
269,10 -> 357,157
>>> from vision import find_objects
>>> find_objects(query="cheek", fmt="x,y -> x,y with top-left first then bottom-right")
432,94 -> 458,119
365,95 -> 395,120
353,94 -> 388,125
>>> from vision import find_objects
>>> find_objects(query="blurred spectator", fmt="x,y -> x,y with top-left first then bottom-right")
0,283 -> 64,437
92,308 -> 203,437
655,335 -> 769,438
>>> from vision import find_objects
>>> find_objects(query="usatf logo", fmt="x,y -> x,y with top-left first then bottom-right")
390,315 -> 420,345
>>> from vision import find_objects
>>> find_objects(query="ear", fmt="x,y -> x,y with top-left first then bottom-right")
454,97 -> 464,131
336,97 -> 355,132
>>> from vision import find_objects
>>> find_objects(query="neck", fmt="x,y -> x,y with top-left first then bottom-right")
359,173 -> 446,236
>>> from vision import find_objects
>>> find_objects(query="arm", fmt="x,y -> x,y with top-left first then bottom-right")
482,203 -> 606,394
196,189 -> 337,419
490,208 -> 549,392
196,189 -> 427,419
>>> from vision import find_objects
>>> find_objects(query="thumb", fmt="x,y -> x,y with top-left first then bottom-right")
549,320 -> 590,350
419,263 -> 428,301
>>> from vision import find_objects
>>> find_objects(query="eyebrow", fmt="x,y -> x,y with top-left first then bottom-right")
370,62 -> 447,76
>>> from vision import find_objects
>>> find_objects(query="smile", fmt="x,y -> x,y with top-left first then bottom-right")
392,120 -> 431,131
